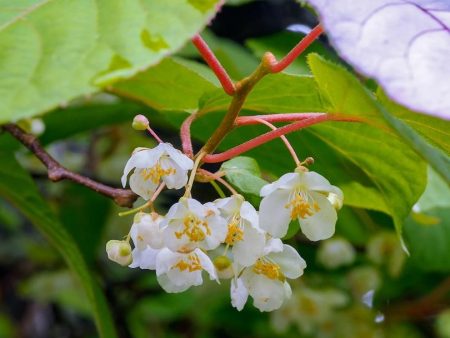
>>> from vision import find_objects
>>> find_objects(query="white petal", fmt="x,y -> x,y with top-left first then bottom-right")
260,172 -> 299,197
157,274 -> 190,293
264,238 -> 284,255
195,249 -> 218,281
162,143 -> 194,170
129,247 -> 160,270
155,248 -> 179,275
163,219 -> 194,252
215,195 -> 243,218
160,157 -> 188,189
129,170 -> 158,200
186,198 -> 207,217
163,199 -> 188,222
231,278 -> 249,311
245,272 -> 286,312
299,192 -> 337,241
303,171 -> 339,195
269,245 -> 306,279
233,224 -> 266,267
239,201 -> 259,228
203,215 -> 228,250
259,189 -> 292,238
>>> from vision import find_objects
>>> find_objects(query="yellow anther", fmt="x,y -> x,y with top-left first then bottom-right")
285,193 -> 320,220
173,254 -> 202,272
140,163 -> 176,184
174,214 -> 211,242
253,259 -> 285,281
225,221 -> 244,245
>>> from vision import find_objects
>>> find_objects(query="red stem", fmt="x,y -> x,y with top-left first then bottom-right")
236,113 -> 325,126
269,24 -> 324,73
203,114 -> 361,163
192,35 -> 236,96
180,114 -> 197,157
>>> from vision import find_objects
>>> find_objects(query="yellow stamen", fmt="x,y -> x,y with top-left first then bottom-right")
253,259 -> 285,281
225,219 -> 244,245
285,192 -> 321,219
175,214 -> 211,242
140,163 -> 176,184
173,254 -> 202,272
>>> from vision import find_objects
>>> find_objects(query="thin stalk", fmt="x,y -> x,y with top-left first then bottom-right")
184,152 -> 206,197
118,183 -> 165,216
192,35 -> 236,95
146,126 -> 163,143
252,117 -> 301,166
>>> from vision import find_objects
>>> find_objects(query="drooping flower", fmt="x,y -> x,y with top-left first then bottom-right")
231,239 -> 307,312
259,169 -> 343,241
106,240 -> 132,266
215,195 -> 266,267
155,247 -> 218,293
162,198 -> 227,253
121,143 -> 194,200
129,212 -> 165,270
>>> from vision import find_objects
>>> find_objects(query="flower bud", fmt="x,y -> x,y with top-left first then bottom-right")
106,240 -> 132,266
132,114 -> 149,131
214,255 -> 232,271
317,237 -> 355,269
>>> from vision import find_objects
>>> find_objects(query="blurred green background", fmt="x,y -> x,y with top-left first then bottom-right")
0,1 -> 449,337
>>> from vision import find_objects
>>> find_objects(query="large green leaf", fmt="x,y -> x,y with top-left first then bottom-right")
0,148 -> 117,337
404,167 -> 450,272
307,54 -> 427,236
110,57 -> 219,112
377,93 -> 450,183
199,73 -> 326,114
0,0 -> 220,123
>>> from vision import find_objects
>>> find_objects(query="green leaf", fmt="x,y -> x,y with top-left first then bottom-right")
404,165 -> 450,271
0,148 -> 117,338
110,57 -> 219,112
199,72 -> 326,114
59,184 -> 111,264
20,270 -> 91,316
376,93 -> 450,184
307,54 -> 427,237
0,0 -> 220,123
220,156 -> 268,196
41,100 -> 143,145
404,207 -> 450,272
378,91 -> 450,155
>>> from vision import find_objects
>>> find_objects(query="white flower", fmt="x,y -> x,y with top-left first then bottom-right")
106,240 -> 132,266
155,247 -> 218,293
231,239 -> 307,312
121,143 -> 193,200
259,169 -> 343,241
129,212 -> 165,270
162,198 -> 227,253
215,195 -> 266,267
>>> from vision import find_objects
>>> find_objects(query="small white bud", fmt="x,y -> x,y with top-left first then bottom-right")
132,114 -> 149,131
317,237 -> 355,269
106,240 -> 132,266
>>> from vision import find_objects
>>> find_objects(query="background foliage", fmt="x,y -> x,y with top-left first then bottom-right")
0,1 -> 449,337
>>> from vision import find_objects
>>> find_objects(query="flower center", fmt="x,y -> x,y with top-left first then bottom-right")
140,163 -> 176,184
253,258 -> 285,281
285,190 -> 320,220
172,254 -> 202,272
175,214 -> 211,242
224,216 -> 244,245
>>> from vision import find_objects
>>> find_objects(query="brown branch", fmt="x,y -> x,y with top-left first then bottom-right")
2,124 -> 138,208
384,276 -> 450,321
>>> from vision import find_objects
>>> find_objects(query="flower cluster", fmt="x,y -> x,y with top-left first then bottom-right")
107,143 -> 343,312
